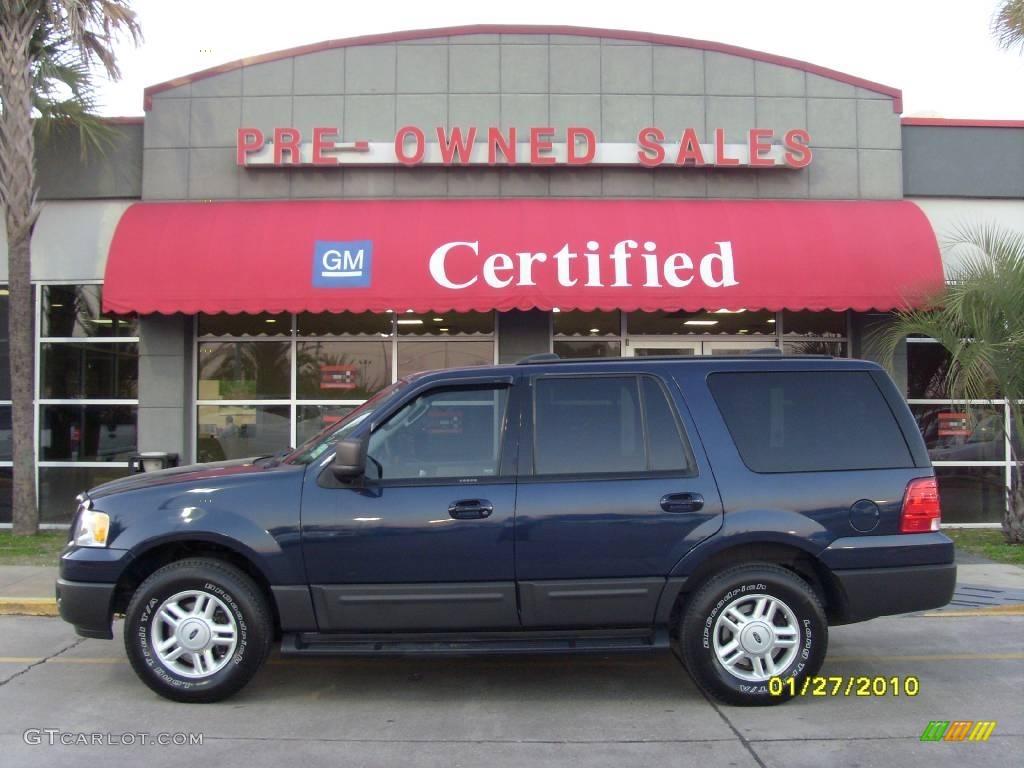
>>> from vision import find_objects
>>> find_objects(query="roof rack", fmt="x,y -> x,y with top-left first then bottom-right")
515,353 -> 562,365
514,352 -> 834,365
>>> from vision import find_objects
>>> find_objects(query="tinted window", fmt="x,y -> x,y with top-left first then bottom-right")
534,376 -> 646,475
368,386 -> 508,480
642,377 -> 692,472
708,371 -> 913,472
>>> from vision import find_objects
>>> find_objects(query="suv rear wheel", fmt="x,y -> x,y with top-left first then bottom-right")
124,558 -> 272,703
679,563 -> 827,706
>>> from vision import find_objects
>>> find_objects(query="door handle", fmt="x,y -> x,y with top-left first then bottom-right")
448,499 -> 494,520
660,493 -> 705,513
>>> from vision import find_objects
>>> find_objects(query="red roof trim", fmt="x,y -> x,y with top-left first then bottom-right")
902,117 -> 1024,128
143,24 -> 902,112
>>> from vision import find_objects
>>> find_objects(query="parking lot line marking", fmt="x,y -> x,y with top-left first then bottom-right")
0,657 -> 42,663
923,606 -> 1024,617
828,652 -> 1024,662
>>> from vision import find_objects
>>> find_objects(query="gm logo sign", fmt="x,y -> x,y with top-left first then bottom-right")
313,240 -> 372,288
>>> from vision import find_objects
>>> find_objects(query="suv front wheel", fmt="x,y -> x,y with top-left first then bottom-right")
124,558 -> 272,703
679,563 -> 827,706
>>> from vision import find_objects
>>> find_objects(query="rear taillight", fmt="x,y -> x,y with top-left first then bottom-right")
900,477 -> 942,533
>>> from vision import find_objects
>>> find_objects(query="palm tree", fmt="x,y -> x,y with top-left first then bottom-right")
871,224 -> 1024,543
0,1 -> 140,535
993,0 -> 1024,51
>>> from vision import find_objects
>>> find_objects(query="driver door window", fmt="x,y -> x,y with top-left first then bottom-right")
367,386 -> 510,481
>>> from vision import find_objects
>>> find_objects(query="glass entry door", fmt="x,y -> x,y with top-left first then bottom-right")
626,340 -> 701,357
702,340 -> 779,355
625,340 -> 777,356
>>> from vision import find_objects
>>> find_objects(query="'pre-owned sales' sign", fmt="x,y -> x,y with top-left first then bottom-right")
237,126 -> 813,169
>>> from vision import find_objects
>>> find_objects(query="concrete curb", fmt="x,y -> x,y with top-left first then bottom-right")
0,598 -> 58,617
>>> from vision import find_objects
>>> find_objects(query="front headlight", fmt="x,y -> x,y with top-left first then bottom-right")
73,507 -> 110,548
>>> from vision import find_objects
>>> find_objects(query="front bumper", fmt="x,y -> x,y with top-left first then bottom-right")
55,579 -> 116,639
821,532 -> 956,623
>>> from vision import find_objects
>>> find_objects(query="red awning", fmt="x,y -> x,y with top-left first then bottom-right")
103,199 -> 943,315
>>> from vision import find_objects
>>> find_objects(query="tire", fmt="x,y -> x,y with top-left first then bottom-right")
124,558 -> 272,703
679,563 -> 827,707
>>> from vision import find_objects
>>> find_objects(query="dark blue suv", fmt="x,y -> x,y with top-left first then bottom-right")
57,355 -> 956,705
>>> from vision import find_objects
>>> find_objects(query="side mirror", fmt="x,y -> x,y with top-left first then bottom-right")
331,436 -> 367,480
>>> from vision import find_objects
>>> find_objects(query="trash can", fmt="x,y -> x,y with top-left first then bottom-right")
128,452 -> 180,473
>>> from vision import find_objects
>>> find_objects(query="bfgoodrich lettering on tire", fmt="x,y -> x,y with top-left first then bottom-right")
679,563 -> 827,706
124,558 -> 272,703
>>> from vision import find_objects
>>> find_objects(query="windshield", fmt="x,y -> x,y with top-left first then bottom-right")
285,381 -> 405,465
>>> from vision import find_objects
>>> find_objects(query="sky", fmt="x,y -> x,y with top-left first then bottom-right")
95,0 -> 1023,119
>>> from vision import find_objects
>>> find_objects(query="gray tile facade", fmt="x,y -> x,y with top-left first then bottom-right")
142,32 -> 903,201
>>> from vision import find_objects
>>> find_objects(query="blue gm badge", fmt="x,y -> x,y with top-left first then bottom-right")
313,240 -> 373,288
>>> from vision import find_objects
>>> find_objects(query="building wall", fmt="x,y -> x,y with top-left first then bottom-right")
910,198 -> 1024,275
903,124 -> 1024,199
36,121 -> 143,200
141,31 -> 903,202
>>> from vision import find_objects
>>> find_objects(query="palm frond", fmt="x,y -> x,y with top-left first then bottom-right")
992,0 -> 1024,52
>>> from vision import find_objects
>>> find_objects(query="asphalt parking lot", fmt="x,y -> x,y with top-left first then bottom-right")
0,611 -> 1020,767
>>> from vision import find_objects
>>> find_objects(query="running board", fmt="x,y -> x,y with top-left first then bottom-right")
280,627 -> 669,656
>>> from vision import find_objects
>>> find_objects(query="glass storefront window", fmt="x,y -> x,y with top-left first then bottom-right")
0,406 -> 9,460
397,341 -> 493,377
0,468 -> 10,524
196,405 -> 291,461
554,340 -> 622,358
197,341 -> 291,400
553,310 -> 620,337
0,286 -> 9,399
194,312 -> 495,462
906,342 -> 951,399
296,405 -> 357,447
40,342 -> 138,399
910,404 -> 1006,462
397,311 -> 494,336
297,312 -> 392,337
41,285 -> 137,338
935,466 -> 1007,524
38,466 -> 132,523
781,310 -> 846,337
628,310 -> 775,335
297,341 -> 392,400
197,312 -> 291,336
39,405 -> 137,461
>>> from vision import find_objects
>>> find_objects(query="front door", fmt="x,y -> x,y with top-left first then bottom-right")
626,339 -> 776,356
514,372 -> 723,628
301,380 -> 520,632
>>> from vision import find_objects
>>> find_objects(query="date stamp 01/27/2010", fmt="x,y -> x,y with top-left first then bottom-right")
769,675 -> 920,697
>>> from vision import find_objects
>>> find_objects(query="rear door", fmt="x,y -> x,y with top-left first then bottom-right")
514,371 -> 723,627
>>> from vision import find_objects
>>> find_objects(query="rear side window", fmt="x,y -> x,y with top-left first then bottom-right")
708,371 -> 913,473
533,375 -> 694,476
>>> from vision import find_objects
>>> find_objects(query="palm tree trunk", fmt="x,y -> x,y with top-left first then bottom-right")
0,7 -> 41,535
1008,463 -> 1024,544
